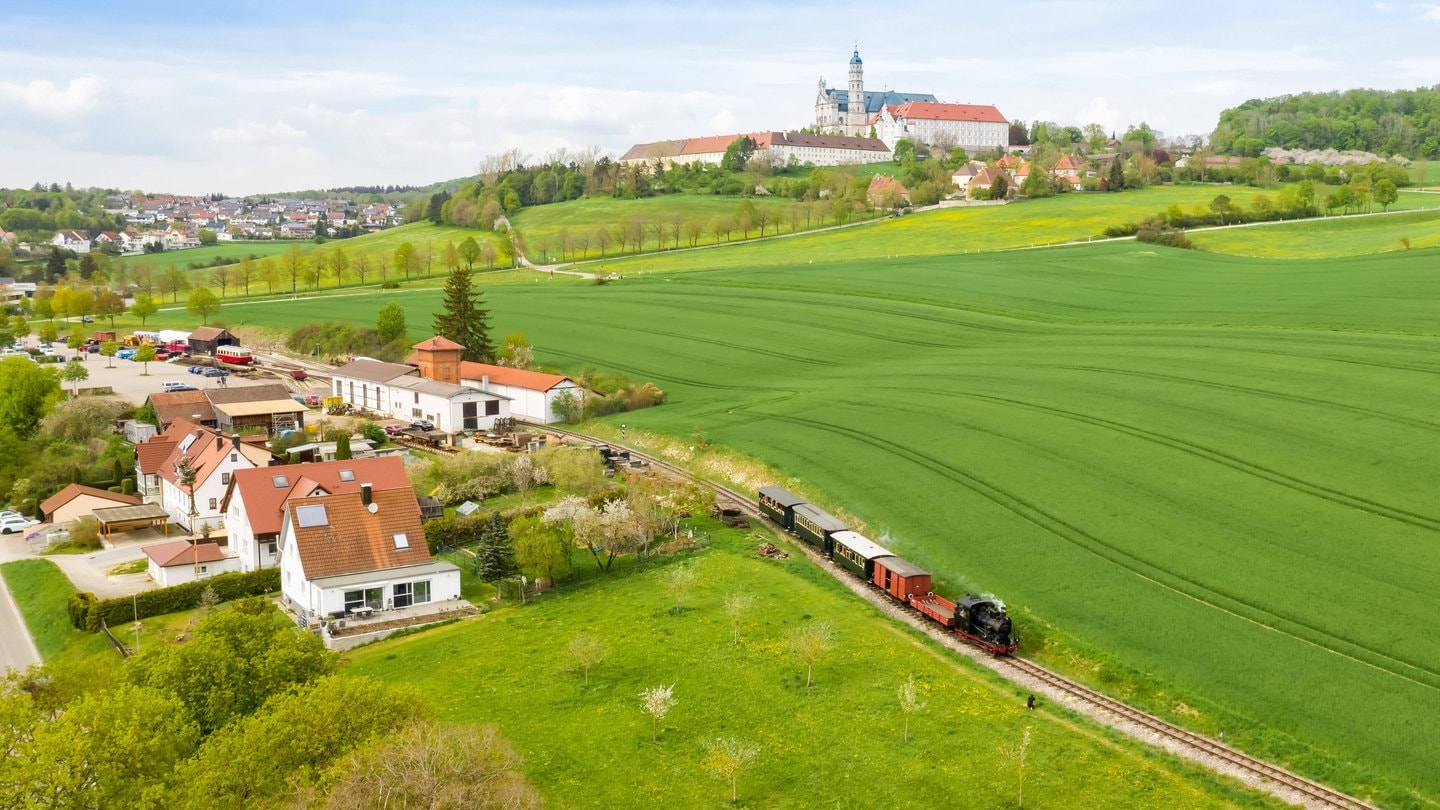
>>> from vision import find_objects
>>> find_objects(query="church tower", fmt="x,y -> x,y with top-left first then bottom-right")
846,48 -> 865,135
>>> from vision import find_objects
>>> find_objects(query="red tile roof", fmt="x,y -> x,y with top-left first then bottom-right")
144,539 -> 226,567
40,484 -> 141,516
887,101 -> 1008,123
136,437 -> 179,475
225,456 -> 414,537
681,134 -> 742,155
457,361 -> 573,392
287,488 -> 432,580
867,175 -> 910,196
157,424 -> 269,490
149,390 -> 215,427
412,336 -> 465,351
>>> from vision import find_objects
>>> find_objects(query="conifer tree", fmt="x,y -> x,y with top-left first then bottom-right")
474,512 -> 515,599
431,265 -> 492,362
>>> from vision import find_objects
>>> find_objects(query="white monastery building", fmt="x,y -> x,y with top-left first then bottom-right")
871,101 -> 1009,153
814,49 -> 937,136
621,131 -> 890,168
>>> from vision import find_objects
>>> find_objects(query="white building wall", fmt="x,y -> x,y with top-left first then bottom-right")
160,447 -> 258,532
149,555 -> 241,587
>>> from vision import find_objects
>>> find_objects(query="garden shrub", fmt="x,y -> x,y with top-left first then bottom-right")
82,568 -> 280,631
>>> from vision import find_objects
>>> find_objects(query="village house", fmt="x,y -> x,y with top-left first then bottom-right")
279,486 -> 462,624
866,175 -> 911,208
330,346 -> 509,434
38,484 -> 142,525
155,422 -> 273,535
51,230 -> 91,254
223,455 -> 413,573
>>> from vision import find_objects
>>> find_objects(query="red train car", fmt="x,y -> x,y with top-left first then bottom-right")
873,555 -> 932,601
908,592 -> 957,628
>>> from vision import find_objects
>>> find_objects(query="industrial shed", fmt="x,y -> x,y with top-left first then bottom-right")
188,326 -> 239,357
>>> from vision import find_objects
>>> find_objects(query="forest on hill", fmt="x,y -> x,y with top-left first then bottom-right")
1213,85 -> 1440,158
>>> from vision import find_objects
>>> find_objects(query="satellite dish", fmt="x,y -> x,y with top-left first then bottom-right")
367,502 -> 378,514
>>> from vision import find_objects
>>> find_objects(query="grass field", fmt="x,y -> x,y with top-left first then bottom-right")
1190,208 -> 1440,257
214,238 -> 1440,804
347,522 -> 1274,808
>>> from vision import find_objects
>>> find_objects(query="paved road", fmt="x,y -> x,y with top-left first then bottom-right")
0,534 -> 42,674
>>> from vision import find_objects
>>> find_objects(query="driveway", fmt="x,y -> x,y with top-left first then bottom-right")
0,533 -> 42,674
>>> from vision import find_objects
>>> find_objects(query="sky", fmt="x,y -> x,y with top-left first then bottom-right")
2,1 -> 1437,195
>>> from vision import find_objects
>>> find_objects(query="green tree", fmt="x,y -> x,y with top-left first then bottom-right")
511,514 -> 572,588
457,236 -> 481,272
187,287 -> 221,324
282,244 -> 305,294
100,339 -> 118,368
334,431 -> 352,461
1373,178 -> 1398,211
126,603 -> 335,734
95,288 -> 125,326
474,512 -> 515,598
1107,157 -> 1124,191
376,302 -> 407,344
38,321 -> 59,345
130,292 -> 158,326
394,242 -> 416,279
431,264 -> 492,362
135,344 -> 156,375
720,136 -> 758,172
66,330 -> 85,357
1210,194 -> 1233,224
60,360 -> 88,396
892,138 -> 916,165
159,266 -> 190,302
0,357 -> 62,436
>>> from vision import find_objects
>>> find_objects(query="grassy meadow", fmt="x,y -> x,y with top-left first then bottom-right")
202,233 -> 1440,804
347,522 -> 1274,809
1190,207 -> 1440,257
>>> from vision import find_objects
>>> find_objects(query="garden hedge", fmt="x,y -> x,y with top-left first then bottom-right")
76,568 -> 281,631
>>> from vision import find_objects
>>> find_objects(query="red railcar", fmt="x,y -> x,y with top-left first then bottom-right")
908,592 -> 957,628
873,555 -> 932,600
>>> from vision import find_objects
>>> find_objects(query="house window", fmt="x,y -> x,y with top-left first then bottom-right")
485,400 -> 499,416
414,392 -> 420,404
230,452 -> 238,462
208,498 -> 217,510
411,407 -> 422,418
221,472 -> 230,485
266,542 -> 277,556
343,588 -> 383,612
415,580 -> 431,604
393,533 -> 409,550
393,581 -> 413,608
200,565 -> 208,574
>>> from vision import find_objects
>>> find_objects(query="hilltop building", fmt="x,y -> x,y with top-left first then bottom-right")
814,49 -> 936,136
621,131 -> 890,168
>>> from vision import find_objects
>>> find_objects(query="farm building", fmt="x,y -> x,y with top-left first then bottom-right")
188,326 -> 239,357
208,383 -> 306,436
330,357 -> 509,434
405,337 -> 582,425
142,538 -> 239,586
278,486 -> 461,625
147,390 -> 217,431
39,484 -> 142,525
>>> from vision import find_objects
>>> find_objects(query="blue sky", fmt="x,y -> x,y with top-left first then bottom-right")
2,1 -> 1436,195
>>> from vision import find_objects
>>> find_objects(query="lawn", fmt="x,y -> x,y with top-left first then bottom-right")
347,521 -> 1275,809
1190,208 -> 1440,257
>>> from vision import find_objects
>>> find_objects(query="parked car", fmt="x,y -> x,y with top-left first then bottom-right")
188,365 -> 205,374
384,424 -> 405,436
154,350 -> 170,360
86,344 -> 100,353
304,394 -> 322,407
0,510 -> 24,521
0,515 -> 39,534
409,420 -> 435,432
202,367 -> 228,378
80,316 -> 93,323
117,348 -> 137,360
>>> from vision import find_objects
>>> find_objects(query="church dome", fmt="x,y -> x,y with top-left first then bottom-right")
850,49 -> 862,65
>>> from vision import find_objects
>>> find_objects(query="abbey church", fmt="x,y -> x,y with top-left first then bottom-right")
814,49 -> 935,136
814,49 -> 1010,155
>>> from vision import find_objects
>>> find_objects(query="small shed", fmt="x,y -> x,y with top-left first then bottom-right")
758,486 -> 806,531
872,555 -> 932,600
143,538 -> 238,586
417,495 -> 445,522
92,502 -> 171,540
188,326 -> 239,357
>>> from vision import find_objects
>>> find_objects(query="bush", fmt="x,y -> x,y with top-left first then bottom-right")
82,568 -> 280,631
67,591 -> 97,630
1134,217 -> 1196,250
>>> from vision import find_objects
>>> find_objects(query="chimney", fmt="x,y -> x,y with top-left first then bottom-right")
360,483 -> 372,507
215,435 -> 223,450
481,375 -> 489,391
232,434 -> 241,449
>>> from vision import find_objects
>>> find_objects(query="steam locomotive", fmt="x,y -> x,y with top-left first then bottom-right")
759,485 -> 1018,654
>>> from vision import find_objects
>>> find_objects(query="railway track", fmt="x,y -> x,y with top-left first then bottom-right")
538,423 -> 1376,810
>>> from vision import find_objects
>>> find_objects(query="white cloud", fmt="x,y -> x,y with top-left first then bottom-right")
1074,98 -> 1122,133
1421,3 -> 1440,21
0,76 -> 105,119
210,119 -> 308,145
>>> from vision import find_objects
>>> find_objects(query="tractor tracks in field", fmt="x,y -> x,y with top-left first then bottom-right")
760,411 -> 1440,692
540,424 -> 1380,810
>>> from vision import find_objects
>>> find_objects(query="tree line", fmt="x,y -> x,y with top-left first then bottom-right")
1213,86 -> 1440,159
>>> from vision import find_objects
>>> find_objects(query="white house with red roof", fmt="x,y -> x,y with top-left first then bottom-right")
143,538 -> 239,587
222,456 -> 415,573
157,422 -> 273,533
50,230 -> 91,254
403,336 -> 581,425
278,486 -> 461,625
872,101 -> 1009,154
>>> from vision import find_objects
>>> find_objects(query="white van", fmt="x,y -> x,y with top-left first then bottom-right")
162,381 -> 196,392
